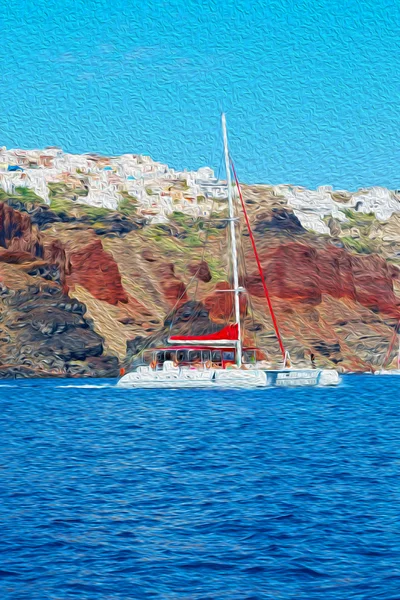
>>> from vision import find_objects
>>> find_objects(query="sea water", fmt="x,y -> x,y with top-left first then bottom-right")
0,375 -> 400,599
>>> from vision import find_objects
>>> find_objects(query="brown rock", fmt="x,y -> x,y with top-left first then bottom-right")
0,202 -> 43,257
67,238 -> 128,305
188,260 -> 212,283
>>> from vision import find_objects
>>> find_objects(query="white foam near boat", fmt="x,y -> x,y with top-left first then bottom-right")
118,114 -> 340,390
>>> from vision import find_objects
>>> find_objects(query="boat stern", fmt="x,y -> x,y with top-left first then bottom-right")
318,369 -> 340,386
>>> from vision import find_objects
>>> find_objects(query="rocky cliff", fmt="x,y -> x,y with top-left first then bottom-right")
0,178 -> 400,377
0,203 -> 119,377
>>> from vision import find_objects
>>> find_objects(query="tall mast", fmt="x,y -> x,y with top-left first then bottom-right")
222,113 -> 242,367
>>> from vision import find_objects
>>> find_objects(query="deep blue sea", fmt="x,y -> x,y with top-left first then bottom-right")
1,375 -> 400,599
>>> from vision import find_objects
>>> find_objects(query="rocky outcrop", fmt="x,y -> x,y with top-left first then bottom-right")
156,263 -> 188,307
0,205 -> 120,377
0,202 -> 43,257
0,276 -> 115,377
254,208 -> 305,234
89,213 -> 144,236
189,260 -> 212,283
43,239 -> 70,292
67,238 -> 128,305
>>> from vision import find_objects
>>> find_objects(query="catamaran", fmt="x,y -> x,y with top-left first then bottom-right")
117,115 -> 340,389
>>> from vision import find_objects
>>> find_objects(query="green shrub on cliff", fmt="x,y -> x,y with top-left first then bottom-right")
78,205 -> 110,221
118,192 -> 138,217
343,208 -> 375,223
341,235 -> 374,254
14,187 -> 45,204
49,196 -> 75,216
48,181 -> 88,201
49,195 -> 111,223
0,187 -> 45,208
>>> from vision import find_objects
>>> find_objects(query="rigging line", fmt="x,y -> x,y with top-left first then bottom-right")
241,224 -> 259,348
189,150 -> 227,331
229,155 -> 286,361
192,194 -> 217,301
167,148 -> 225,334
240,229 -> 257,343
183,192 -> 219,333
240,228 -> 258,348
166,200 -> 219,338
166,249 -> 206,338
382,319 -> 400,369
237,215 -> 258,348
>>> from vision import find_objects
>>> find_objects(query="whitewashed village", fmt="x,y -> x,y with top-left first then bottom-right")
1,145 -> 400,232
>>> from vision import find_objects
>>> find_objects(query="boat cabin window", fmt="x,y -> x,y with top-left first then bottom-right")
156,351 -> 165,363
202,350 -> 211,362
223,350 -> 235,362
189,350 -> 201,363
212,350 -> 222,364
243,350 -> 256,364
165,351 -> 176,362
176,350 -> 188,363
143,351 -> 153,364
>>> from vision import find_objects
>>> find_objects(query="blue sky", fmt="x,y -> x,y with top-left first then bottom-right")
1,0 -> 400,189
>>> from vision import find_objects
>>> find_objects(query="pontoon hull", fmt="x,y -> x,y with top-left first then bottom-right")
263,368 -> 340,387
117,364 -> 340,389
117,367 -> 268,389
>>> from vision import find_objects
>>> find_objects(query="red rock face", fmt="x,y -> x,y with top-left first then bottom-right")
67,239 -> 128,305
0,202 -> 43,257
347,254 -> 399,315
245,242 -> 400,317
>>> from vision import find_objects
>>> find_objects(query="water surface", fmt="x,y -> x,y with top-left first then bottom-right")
1,375 -> 400,599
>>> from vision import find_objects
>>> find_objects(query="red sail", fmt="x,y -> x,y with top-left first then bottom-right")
168,323 -> 238,344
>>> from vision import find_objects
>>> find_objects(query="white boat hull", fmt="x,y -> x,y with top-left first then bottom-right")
117,364 -> 268,389
263,368 -> 340,387
117,362 -> 340,389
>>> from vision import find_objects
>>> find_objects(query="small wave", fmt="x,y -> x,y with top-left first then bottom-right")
56,384 -> 115,389
0,569 -> 20,577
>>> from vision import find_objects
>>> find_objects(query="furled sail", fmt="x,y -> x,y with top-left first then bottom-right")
168,323 -> 238,345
